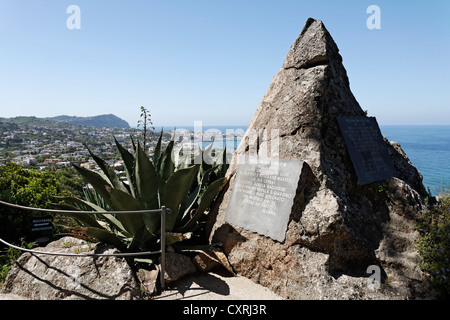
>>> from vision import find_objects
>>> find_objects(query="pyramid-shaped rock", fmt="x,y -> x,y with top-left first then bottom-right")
207,18 -> 433,299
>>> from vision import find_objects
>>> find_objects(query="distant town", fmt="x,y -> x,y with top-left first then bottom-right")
0,116 -> 243,172
0,116 -> 166,171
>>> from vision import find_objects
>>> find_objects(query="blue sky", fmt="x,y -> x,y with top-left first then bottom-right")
0,1 -> 449,127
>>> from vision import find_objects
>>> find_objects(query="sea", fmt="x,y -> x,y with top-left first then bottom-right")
155,125 -> 450,195
380,125 -> 450,195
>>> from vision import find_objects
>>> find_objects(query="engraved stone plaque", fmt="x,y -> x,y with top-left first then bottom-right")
225,155 -> 304,242
337,116 -> 397,185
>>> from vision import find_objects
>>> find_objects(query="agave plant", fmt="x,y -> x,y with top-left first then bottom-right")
53,130 -> 227,253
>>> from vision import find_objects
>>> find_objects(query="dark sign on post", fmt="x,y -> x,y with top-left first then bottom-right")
225,155 -> 304,242
31,216 -> 54,243
337,116 -> 397,185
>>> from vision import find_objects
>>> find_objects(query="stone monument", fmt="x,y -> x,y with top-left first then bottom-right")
207,18 -> 433,299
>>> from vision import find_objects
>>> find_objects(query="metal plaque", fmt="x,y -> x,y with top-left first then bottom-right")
337,116 -> 397,185
225,155 -> 304,242
31,216 -> 54,233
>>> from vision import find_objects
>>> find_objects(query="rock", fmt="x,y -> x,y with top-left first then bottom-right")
137,268 -> 159,296
1,237 -> 141,300
161,252 -> 197,283
207,18 -> 434,299
192,251 -> 221,273
0,293 -> 28,300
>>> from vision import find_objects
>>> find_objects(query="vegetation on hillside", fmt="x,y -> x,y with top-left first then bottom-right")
0,163 -> 81,284
416,192 -> 450,298
48,114 -> 130,128
0,163 -> 77,244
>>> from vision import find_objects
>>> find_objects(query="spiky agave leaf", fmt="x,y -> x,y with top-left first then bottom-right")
178,165 -> 215,224
85,145 -> 129,194
104,186 -> 145,236
152,128 -> 163,165
134,143 -> 161,234
50,202 -> 103,229
71,163 -> 114,208
156,140 -> 175,190
135,143 -> 159,209
114,136 -> 137,197
176,177 -> 225,233
54,196 -> 129,237
162,164 -> 200,231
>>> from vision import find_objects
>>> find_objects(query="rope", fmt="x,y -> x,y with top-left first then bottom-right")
0,200 -> 170,258
0,199 -> 170,215
0,236 -> 160,257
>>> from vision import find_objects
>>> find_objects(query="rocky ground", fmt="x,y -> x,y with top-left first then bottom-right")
0,236 -> 283,300
154,270 -> 283,300
0,270 -> 283,300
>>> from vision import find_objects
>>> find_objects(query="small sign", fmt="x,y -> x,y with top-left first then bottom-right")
225,155 -> 304,242
31,216 -> 54,233
337,116 -> 397,185
31,225 -> 53,232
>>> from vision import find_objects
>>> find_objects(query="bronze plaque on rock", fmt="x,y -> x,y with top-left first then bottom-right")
337,116 -> 397,185
225,155 -> 304,242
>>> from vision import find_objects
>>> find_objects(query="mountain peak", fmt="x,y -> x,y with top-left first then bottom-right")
282,18 -> 341,70
48,114 -> 130,128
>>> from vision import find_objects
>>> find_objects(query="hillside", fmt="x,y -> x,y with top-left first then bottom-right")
0,114 -> 130,129
1,116 -> 56,127
47,114 -> 130,128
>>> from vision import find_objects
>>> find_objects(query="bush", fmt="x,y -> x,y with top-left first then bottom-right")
0,163 -> 71,245
0,239 -> 35,285
416,192 -> 450,298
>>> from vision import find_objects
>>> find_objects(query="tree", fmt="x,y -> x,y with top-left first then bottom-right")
137,106 -> 155,151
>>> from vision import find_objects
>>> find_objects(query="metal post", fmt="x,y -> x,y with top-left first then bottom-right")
160,206 -> 166,290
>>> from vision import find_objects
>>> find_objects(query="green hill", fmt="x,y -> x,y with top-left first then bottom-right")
1,116 -> 55,126
47,114 -> 130,128
0,114 -> 130,129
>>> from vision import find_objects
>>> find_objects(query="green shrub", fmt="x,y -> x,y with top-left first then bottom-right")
0,239 -> 35,285
416,192 -> 450,298
0,163 -> 71,244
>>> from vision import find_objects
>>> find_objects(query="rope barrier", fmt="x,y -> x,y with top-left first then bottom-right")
0,236 -> 161,258
0,200 -> 167,215
0,200 -> 170,289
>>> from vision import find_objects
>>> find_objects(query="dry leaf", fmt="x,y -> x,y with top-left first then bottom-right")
212,248 -> 235,275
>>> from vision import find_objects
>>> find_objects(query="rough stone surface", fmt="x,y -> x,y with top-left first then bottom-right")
161,252 -> 197,283
0,293 -> 27,300
192,250 -> 221,273
1,237 -> 141,300
207,18 -> 434,300
137,268 -> 159,296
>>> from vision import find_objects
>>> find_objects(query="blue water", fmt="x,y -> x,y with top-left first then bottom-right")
380,125 -> 450,194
